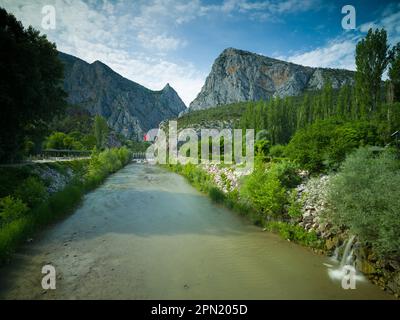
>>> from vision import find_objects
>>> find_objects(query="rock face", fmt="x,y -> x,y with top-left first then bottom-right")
59,52 -> 186,140
188,48 -> 354,112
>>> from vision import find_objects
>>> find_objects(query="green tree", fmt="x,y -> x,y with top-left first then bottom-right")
388,43 -> 400,103
355,28 -> 390,115
94,115 -> 109,149
326,147 -> 400,258
0,8 -> 66,163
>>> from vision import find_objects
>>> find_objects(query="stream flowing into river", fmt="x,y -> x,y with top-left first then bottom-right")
0,164 -> 391,299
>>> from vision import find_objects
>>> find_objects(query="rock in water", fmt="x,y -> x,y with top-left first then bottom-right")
188,48 -> 354,112
59,52 -> 186,140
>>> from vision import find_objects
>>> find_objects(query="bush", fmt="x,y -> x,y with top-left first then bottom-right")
286,119 -> 384,172
0,196 -> 28,225
267,221 -> 322,248
14,176 -> 47,208
287,189 -> 303,219
240,163 -> 287,218
209,187 -> 225,203
87,147 -> 131,184
269,144 -> 286,158
326,147 -> 400,258
0,217 -> 31,260
270,161 -> 301,189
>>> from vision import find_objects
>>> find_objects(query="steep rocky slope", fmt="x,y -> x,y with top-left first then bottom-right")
59,52 -> 186,140
188,48 -> 354,112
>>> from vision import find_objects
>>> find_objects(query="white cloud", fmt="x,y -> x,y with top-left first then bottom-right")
0,0 -> 337,105
359,3 -> 400,44
281,39 -> 358,70
279,2 -> 400,71
220,0 -> 320,15
0,0 -> 207,105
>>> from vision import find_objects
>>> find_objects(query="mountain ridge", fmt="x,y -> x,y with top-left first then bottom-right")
187,47 -> 355,112
58,52 -> 186,140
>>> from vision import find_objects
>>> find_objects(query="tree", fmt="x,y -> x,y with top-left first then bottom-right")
388,43 -> 400,103
94,115 -> 109,149
326,147 -> 400,258
355,28 -> 390,115
321,80 -> 334,118
0,8 -> 66,163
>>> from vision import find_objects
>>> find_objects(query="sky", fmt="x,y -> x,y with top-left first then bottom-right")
1,0 -> 399,106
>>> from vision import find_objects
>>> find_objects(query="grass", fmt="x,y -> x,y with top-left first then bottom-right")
0,147 -> 131,263
165,162 -> 324,248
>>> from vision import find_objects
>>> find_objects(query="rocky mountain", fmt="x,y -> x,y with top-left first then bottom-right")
58,52 -> 186,140
188,48 -> 355,112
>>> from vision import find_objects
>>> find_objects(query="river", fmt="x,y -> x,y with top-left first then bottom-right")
0,164 -> 391,299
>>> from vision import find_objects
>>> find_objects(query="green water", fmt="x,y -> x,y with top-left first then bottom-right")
0,164 -> 391,299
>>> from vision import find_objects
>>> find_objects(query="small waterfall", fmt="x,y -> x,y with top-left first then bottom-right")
327,235 -> 364,283
330,246 -> 340,262
340,235 -> 356,268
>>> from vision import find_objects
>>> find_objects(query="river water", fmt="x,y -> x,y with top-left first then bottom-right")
0,164 -> 391,299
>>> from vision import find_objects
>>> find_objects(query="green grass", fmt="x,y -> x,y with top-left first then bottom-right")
0,147 -> 132,263
266,221 -> 324,249
177,102 -> 248,129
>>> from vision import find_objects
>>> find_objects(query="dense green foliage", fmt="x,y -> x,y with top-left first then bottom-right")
177,102 -> 248,129
0,147 -> 131,261
266,221 -> 321,248
326,148 -> 400,259
94,115 -> 110,150
46,106 -> 97,151
389,43 -> 400,103
355,28 -> 390,114
0,8 -> 66,163
285,119 -> 386,171
86,147 -> 131,186
240,161 -> 300,218
14,176 -> 47,208
0,196 -> 28,226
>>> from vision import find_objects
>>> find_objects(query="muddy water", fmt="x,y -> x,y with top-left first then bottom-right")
0,164 -> 391,299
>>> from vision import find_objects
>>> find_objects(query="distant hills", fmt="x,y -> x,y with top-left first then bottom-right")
58,52 -> 186,140
187,48 -> 355,113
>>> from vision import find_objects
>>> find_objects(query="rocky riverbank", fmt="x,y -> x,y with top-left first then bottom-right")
181,162 -> 400,298
291,173 -> 400,298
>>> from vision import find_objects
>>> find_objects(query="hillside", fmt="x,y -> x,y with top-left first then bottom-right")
187,48 -> 354,112
59,52 -> 186,140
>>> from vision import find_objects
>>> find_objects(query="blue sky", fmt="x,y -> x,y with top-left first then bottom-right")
1,0 -> 399,106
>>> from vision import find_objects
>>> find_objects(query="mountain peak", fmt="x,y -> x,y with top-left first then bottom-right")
58,52 -> 186,140
189,48 -> 354,111
221,47 -> 249,56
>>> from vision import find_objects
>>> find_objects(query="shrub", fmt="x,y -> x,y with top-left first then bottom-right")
326,147 -> 400,258
240,163 -> 287,218
269,144 -> 286,158
209,187 -> 225,203
287,189 -> 303,219
0,196 -> 28,225
286,119 -> 384,171
267,221 -> 322,248
270,161 -> 301,189
0,217 -> 31,260
14,176 -> 47,208
86,147 -> 131,183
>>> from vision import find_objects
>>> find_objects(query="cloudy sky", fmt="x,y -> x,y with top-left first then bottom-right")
1,0 -> 399,106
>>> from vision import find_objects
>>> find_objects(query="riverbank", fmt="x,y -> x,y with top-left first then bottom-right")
0,164 -> 390,299
164,162 -> 399,298
0,147 -> 131,263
